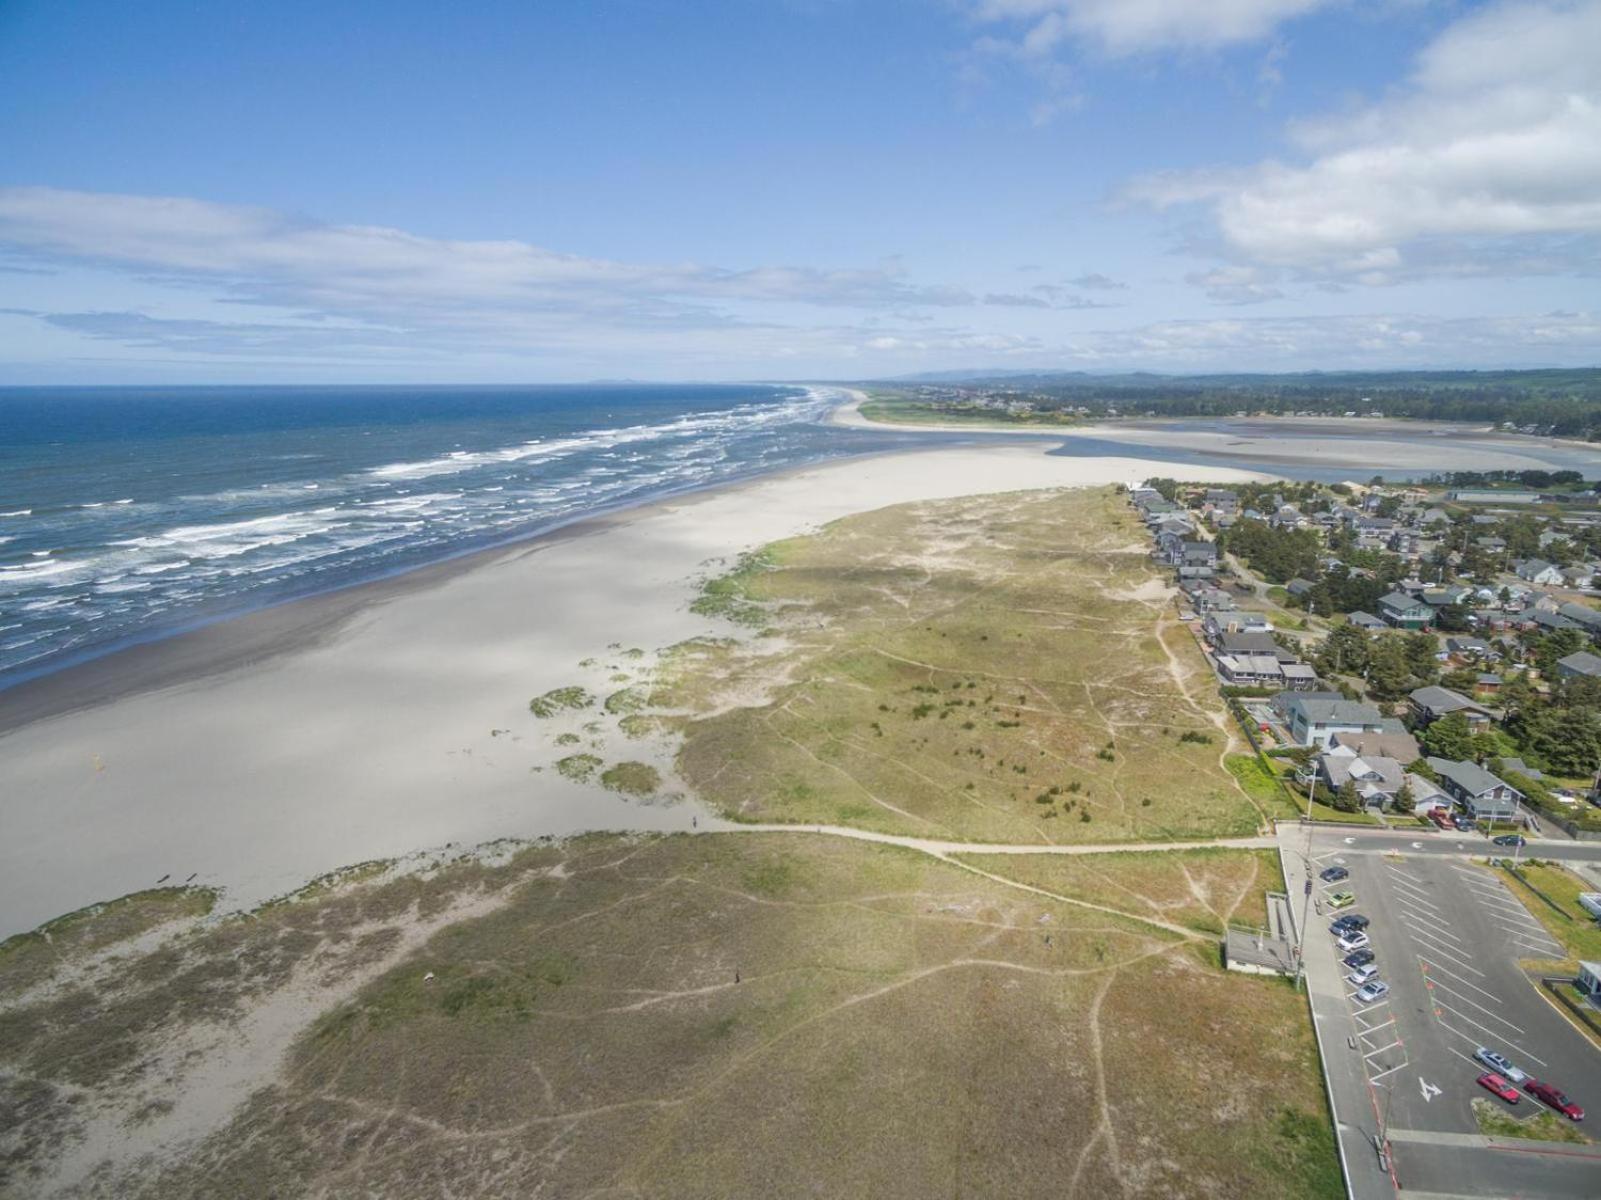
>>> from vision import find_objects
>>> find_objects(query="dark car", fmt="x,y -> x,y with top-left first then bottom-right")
1525,1080 -> 1585,1121
1451,815 -> 1475,831
1493,834 -> 1526,847
1343,948 -> 1377,969
1331,913 -> 1370,932
1319,866 -> 1350,883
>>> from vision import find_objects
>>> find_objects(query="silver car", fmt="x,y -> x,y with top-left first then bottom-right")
1474,1047 -> 1529,1085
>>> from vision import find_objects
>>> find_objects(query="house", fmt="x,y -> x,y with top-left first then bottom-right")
1203,610 -> 1271,639
1347,611 -> 1389,632
1378,591 -> 1433,629
1280,662 -> 1319,690
1557,602 -> 1601,633
1285,696 -> 1386,747
1403,771 -> 1454,816
1556,650 -> 1601,681
1445,636 -> 1492,660
1318,747 -> 1407,809
1215,654 -> 1284,686
1328,729 -> 1421,764
1476,672 -> 1502,693
1427,757 -> 1523,821
1286,578 -> 1315,598
1515,558 -> 1564,586
1564,566 -> 1594,589
1408,686 -> 1494,728
1501,757 -> 1543,780
1216,630 -> 1294,662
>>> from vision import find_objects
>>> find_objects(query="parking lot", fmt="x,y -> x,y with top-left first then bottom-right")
1282,826 -> 1601,1198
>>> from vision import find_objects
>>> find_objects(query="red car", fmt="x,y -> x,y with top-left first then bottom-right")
1478,1072 -> 1520,1103
1525,1080 -> 1585,1120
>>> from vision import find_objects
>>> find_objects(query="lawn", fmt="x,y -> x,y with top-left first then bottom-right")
1495,860 -> 1601,965
0,833 -> 1338,1198
667,488 -> 1265,844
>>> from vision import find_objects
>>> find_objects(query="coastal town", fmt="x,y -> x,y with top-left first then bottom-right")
1133,475 -> 1601,840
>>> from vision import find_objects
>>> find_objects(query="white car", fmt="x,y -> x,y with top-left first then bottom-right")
1347,964 -> 1380,986
1336,931 -> 1371,953
1474,1047 -> 1529,1085
1355,981 -> 1390,1003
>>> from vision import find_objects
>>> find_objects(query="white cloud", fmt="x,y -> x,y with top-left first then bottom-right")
0,186 -> 974,318
971,0 -> 1330,55
1130,0 -> 1601,283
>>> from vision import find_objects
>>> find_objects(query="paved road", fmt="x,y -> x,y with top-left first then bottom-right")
1283,823 -> 1601,1200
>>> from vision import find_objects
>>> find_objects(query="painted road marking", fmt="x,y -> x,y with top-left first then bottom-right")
1426,979 -> 1525,1034
1369,1061 -> 1410,1085
1364,1039 -> 1403,1060
1419,1078 -> 1441,1102
1433,1009 -> 1547,1067
1417,956 -> 1502,1004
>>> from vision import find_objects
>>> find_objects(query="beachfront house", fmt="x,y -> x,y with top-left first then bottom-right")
1426,757 -> 1523,822
1347,611 -> 1389,632
1285,696 -> 1386,748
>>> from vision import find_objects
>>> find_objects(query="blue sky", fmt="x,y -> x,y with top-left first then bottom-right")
0,0 -> 1596,381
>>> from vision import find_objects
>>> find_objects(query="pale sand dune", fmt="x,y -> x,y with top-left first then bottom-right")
0,445 -> 1264,937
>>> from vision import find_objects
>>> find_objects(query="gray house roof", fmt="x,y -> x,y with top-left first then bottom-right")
1409,686 -> 1490,717
1347,611 -> 1388,630
1289,697 -> 1384,726
1427,757 -> 1520,799
1379,591 -> 1428,612
1558,650 -> 1601,679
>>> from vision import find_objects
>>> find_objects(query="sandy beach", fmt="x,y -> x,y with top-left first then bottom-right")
0,442 -> 1264,937
830,390 -> 1601,474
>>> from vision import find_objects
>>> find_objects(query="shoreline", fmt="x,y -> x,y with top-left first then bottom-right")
0,441 -> 1266,938
830,390 -> 1601,472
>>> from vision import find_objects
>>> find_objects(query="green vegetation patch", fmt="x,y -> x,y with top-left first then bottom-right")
1472,1097 -> 1590,1145
600,761 -> 662,796
555,753 -> 603,782
690,546 -> 786,627
0,886 -> 219,995
674,488 -> 1263,843
528,686 -> 595,718
53,833 -> 1337,1199
604,686 -> 649,715
1496,861 -> 1601,964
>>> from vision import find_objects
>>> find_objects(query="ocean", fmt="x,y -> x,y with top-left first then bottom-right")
0,383 -> 903,685
8,384 -> 1598,691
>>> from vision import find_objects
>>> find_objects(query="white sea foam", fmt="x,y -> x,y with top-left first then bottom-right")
0,509 -> 31,518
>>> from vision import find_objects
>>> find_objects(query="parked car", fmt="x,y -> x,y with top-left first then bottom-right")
1474,1048 -> 1530,1085
1343,949 -> 1377,969
1328,890 -> 1356,910
1478,1072 -> 1521,1103
1493,834 -> 1526,847
1347,964 -> 1380,986
1525,1080 -> 1585,1120
1331,913 -> 1370,932
1320,866 -> 1350,883
1354,980 -> 1390,1003
1451,815 -> 1475,831
1337,931 -> 1371,953
1427,808 -> 1454,830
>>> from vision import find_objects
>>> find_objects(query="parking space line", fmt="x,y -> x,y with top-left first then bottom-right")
1427,979 -> 1526,1034
1405,929 -> 1480,971
1400,912 -> 1465,943
1368,1061 -> 1410,1084
1363,1039 -> 1403,1060
1386,875 -> 1439,902
1392,893 -> 1448,922
1416,956 -> 1502,1005
1433,1004 -> 1547,1066
1357,1017 -> 1396,1041
1353,1003 -> 1392,1027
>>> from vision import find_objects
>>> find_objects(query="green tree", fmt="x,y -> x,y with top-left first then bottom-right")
1391,780 -> 1415,814
1421,712 -> 1477,761
1526,707 -> 1601,776
1333,779 -> 1362,813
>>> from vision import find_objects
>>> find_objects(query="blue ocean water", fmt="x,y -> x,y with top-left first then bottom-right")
0,383 -> 888,684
